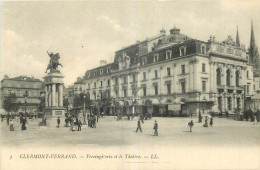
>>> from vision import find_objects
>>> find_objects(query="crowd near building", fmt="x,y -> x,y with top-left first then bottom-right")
74,23 -> 259,117
0,75 -> 43,114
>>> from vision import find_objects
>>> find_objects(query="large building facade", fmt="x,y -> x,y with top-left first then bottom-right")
75,27 -> 254,117
1,75 -> 43,113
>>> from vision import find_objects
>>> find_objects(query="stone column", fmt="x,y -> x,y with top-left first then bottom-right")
45,86 -> 48,107
118,76 -> 122,97
222,65 -> 227,86
58,84 -> 63,107
189,62 -> 193,92
48,84 -> 52,107
127,74 -> 130,96
52,83 -> 56,107
210,63 -> 214,92
193,61 -> 198,91
213,63 -> 217,92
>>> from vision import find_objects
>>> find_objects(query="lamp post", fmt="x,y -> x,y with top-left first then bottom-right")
83,94 -> 87,125
40,91 -> 46,121
23,92 -> 28,121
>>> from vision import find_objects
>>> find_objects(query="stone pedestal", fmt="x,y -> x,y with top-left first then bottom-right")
43,71 -> 65,117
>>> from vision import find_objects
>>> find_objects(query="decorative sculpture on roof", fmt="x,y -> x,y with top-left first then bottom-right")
45,51 -> 63,73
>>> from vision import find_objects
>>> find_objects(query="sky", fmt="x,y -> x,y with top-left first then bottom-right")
1,1 -> 260,87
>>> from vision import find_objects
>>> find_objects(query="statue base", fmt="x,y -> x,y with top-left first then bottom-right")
44,107 -> 66,117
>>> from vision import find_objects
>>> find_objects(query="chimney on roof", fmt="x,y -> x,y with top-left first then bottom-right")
100,60 -> 107,67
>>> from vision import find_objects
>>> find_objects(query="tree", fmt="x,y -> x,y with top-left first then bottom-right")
38,97 -> 45,112
2,93 -> 19,113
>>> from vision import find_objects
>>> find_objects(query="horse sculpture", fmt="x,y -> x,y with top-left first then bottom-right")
45,51 -> 63,73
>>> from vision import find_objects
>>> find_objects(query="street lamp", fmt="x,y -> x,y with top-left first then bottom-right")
23,92 -> 28,121
83,94 -> 87,125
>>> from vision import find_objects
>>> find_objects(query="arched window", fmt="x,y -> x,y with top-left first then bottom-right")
217,68 -> 221,86
235,71 -> 240,87
226,69 -> 231,86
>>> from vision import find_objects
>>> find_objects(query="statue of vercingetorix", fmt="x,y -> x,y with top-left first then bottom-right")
45,51 -> 63,73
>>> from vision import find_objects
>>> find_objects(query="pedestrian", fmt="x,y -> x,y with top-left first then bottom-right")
188,120 -> 194,132
78,120 -> 82,131
7,114 -> 10,126
254,114 -> 257,125
97,116 -> 98,123
93,117 -> 96,128
70,118 -> 75,131
198,112 -> 202,123
21,117 -> 26,130
10,119 -> 14,131
153,120 -> 158,136
57,117 -> 60,128
1,114 -> 3,122
210,117 -> 213,127
136,119 -> 142,133
203,116 -> 209,127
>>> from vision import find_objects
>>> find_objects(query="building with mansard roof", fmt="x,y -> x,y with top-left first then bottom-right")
0,75 -> 44,114
75,27 -> 254,117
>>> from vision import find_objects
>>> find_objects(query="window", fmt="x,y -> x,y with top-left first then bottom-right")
217,68 -> 221,85
107,80 -> 110,86
115,90 -> 118,97
154,70 -> 158,78
132,89 -> 135,95
235,71 -> 239,87
167,68 -> 171,76
88,83 -> 90,89
166,51 -> 172,59
93,91 -> 96,100
254,84 -> 256,90
124,76 -> 127,84
107,67 -> 110,73
154,85 -> 158,95
202,63 -> 206,72
181,82 -> 186,93
133,74 -> 136,82
201,46 -> 206,54
167,84 -> 171,94
100,69 -> 103,75
153,54 -> 159,62
226,69 -> 231,86
181,65 -> 185,74
247,85 -> 250,94
115,78 -> 118,85
247,70 -> 249,79
143,72 -> 146,80
124,89 -> 127,97
202,81 -> 206,92
142,58 -> 147,65
94,72 -> 96,76
94,82 -> 96,88
228,97 -> 232,110
143,87 -> 146,96
180,47 -> 186,56
100,81 -> 103,87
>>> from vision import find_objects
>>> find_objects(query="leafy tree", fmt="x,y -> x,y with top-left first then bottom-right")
2,93 -> 19,113
38,97 -> 45,112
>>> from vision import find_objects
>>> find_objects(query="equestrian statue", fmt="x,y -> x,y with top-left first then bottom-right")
45,51 -> 63,73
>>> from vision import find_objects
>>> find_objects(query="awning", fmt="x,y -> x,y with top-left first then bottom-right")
251,93 -> 260,100
168,104 -> 181,111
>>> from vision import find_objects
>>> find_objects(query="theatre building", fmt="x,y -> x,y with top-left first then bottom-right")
76,27 -> 254,116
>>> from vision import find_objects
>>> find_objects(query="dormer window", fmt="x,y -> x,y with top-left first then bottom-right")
201,45 -> 206,54
142,57 -> 147,65
180,47 -> 186,56
153,54 -> 159,63
166,50 -> 172,59
100,69 -> 103,75
107,67 -> 110,73
94,72 -> 96,77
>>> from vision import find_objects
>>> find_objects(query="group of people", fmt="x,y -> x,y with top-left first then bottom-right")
88,114 -> 98,128
1,114 -> 28,131
188,116 -> 214,132
135,118 -> 158,136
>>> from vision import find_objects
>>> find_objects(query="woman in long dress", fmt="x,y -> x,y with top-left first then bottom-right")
203,116 -> 209,127
10,120 -> 14,131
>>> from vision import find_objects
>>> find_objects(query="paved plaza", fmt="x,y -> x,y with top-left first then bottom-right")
1,116 -> 260,147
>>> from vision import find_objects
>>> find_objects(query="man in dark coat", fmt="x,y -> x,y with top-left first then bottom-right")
188,120 -> 194,132
57,117 -> 60,128
78,120 -> 82,131
136,119 -> 142,133
153,120 -> 158,136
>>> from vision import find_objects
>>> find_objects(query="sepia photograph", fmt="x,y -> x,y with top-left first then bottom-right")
0,1 -> 260,170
